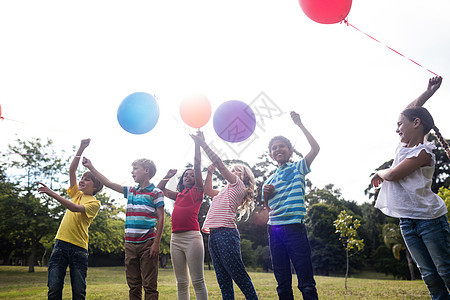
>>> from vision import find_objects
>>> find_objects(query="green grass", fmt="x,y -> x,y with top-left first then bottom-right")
0,266 -> 430,299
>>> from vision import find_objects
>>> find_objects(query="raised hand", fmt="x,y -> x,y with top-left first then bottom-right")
82,157 -> 93,169
290,111 -> 302,126
427,76 -> 443,94
165,169 -> 177,178
190,130 -> 206,145
80,138 -> 91,150
207,164 -> 216,174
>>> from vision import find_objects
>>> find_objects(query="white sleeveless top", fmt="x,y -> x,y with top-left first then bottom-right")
375,142 -> 448,219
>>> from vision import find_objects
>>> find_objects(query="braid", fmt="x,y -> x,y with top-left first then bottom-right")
432,125 -> 450,159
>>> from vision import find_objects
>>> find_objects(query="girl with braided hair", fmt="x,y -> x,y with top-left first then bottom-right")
190,131 -> 258,300
371,76 -> 450,299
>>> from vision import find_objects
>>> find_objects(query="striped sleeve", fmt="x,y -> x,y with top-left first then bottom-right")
152,188 -> 165,208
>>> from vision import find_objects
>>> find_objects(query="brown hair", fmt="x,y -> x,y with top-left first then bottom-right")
401,107 -> 450,158
132,158 -> 157,179
82,171 -> 103,195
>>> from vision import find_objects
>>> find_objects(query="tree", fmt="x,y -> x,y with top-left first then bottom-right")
88,193 -> 125,255
307,202 -> 343,275
159,213 -> 172,268
0,164 -> 21,264
334,210 -> 364,289
438,187 -> 450,218
364,160 -> 393,203
240,239 -> 255,268
2,138 -> 70,272
304,184 -> 368,277
254,245 -> 271,272
358,203 -> 386,263
428,135 -> 450,192
307,184 -> 343,207
372,245 -> 413,279
5,138 -> 69,194
0,187 -> 60,272
382,223 -> 416,280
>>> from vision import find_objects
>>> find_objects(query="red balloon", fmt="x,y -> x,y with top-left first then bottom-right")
180,93 -> 211,128
299,0 -> 352,24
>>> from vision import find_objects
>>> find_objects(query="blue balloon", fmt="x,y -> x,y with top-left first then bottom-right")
117,92 -> 160,134
213,100 -> 256,143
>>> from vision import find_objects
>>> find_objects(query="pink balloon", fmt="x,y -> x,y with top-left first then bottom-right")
179,93 -> 211,128
299,0 -> 352,24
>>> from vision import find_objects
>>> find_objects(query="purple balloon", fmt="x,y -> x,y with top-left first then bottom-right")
213,100 -> 256,143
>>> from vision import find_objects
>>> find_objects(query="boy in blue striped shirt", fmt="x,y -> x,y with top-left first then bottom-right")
83,158 -> 164,300
262,111 -> 320,300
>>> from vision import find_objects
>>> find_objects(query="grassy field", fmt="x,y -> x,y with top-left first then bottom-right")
0,266 -> 430,299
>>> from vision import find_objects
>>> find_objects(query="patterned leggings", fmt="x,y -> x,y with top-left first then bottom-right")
209,227 -> 258,300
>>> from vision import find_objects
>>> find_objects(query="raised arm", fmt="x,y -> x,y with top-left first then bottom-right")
193,138 -> 204,191
38,182 -> 85,212
405,76 -> 442,109
204,164 -> 220,198
82,158 -> 124,194
291,111 -> 320,168
157,169 -> 178,200
70,139 -> 90,189
190,131 -> 236,185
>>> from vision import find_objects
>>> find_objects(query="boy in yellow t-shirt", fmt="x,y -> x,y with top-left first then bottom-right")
38,139 -> 103,300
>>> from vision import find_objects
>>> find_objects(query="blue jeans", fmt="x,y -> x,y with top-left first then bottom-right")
268,223 -> 318,300
47,239 -> 89,300
400,215 -> 450,300
209,227 -> 258,300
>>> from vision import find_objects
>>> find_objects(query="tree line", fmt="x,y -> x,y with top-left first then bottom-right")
1,137 -> 449,280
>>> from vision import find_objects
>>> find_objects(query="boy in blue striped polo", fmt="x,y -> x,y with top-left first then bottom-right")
262,111 -> 320,300
83,158 -> 164,300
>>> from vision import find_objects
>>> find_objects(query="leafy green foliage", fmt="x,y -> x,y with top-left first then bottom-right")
88,193 -> 125,255
159,213 -> 172,255
1,138 -> 127,271
334,210 -> 365,289
438,187 -> 450,218
334,211 -> 364,253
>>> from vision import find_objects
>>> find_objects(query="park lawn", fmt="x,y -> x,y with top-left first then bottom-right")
0,266 -> 430,299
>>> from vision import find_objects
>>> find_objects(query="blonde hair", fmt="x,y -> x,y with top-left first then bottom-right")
233,164 -> 256,221
132,158 -> 157,179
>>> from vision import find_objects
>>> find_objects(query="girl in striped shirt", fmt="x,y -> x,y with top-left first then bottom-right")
191,131 -> 258,300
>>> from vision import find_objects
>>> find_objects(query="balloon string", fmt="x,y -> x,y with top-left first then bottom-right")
2,117 -> 24,123
342,19 -> 439,76
267,111 -> 288,119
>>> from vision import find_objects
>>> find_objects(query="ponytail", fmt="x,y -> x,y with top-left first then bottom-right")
432,125 -> 450,159
401,107 -> 449,159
